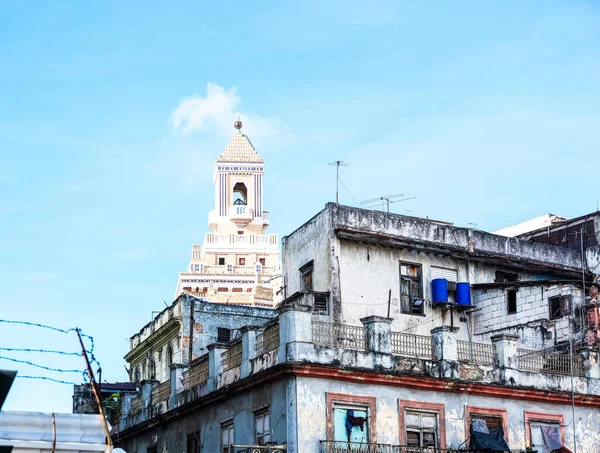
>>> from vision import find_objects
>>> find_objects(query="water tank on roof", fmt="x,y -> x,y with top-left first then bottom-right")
432,278 -> 448,303
456,282 -> 472,306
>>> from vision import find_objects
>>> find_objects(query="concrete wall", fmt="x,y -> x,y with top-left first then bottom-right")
179,296 -> 276,363
118,378 -> 290,453
473,284 -> 584,349
295,375 -> 600,453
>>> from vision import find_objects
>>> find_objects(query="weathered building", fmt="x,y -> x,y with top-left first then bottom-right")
115,204 -> 600,453
73,381 -> 137,425
174,117 -> 282,307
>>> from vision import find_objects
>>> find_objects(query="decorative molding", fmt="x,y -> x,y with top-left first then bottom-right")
124,318 -> 182,365
399,400 -> 446,448
326,392 -> 377,442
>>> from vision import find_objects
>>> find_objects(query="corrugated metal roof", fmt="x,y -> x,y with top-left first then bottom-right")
0,411 -> 112,453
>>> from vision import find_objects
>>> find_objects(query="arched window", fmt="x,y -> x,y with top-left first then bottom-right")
134,367 -> 140,383
167,345 -> 174,367
148,359 -> 156,380
233,182 -> 247,205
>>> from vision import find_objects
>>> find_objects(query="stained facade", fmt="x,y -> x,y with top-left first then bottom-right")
115,204 -> 600,453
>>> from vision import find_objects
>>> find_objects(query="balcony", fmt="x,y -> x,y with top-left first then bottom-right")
319,442 -> 522,453
203,233 -> 279,250
229,205 -> 254,227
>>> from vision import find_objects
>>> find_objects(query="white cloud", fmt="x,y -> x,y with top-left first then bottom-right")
170,82 -> 292,149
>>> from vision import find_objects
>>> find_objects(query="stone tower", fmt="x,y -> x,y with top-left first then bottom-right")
174,117 -> 281,306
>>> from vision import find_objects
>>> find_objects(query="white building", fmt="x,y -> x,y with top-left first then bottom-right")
174,117 -> 281,307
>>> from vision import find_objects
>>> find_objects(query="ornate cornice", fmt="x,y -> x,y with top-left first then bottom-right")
124,317 -> 182,365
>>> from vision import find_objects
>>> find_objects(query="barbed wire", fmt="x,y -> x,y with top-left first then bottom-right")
0,347 -> 86,356
17,375 -> 77,385
0,319 -> 101,383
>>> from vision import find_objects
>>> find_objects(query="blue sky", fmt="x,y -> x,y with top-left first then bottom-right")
1,1 -> 599,412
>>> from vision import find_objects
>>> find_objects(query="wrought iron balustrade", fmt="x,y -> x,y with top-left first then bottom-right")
517,348 -> 584,377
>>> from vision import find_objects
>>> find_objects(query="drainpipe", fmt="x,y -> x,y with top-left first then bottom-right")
188,297 -> 195,365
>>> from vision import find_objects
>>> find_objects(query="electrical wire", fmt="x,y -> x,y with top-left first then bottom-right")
337,177 -> 360,207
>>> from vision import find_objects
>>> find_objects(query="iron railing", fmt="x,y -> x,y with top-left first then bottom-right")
151,380 -> 170,403
184,358 -> 209,388
312,322 -> 366,351
320,442 -> 521,453
457,340 -> 495,365
391,332 -> 433,359
222,340 -> 243,371
231,445 -> 286,452
517,348 -> 585,377
256,323 -> 280,356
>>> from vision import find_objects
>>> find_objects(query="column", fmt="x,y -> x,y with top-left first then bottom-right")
491,333 -> 520,384
169,363 -> 188,396
360,316 -> 393,354
207,343 -> 227,392
277,304 -> 312,363
240,325 -> 260,379
578,346 -> 600,379
431,326 -> 459,379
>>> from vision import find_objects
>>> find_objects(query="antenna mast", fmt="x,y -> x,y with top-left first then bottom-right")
329,161 -> 348,204
361,194 -> 417,213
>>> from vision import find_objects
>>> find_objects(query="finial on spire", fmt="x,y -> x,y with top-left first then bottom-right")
234,111 -> 242,131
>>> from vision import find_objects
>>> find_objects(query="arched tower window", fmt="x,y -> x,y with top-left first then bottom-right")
233,182 -> 247,205
167,344 -> 174,367
148,359 -> 156,380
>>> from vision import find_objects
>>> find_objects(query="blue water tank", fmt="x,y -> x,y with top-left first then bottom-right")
456,282 -> 472,306
431,278 -> 448,303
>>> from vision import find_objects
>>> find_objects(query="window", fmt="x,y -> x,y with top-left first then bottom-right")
221,420 -> 234,453
166,345 -> 173,367
218,328 -> 231,343
405,411 -> 438,447
238,257 -> 246,265
333,405 -> 369,442
400,262 -> 423,315
326,393 -> 376,443
148,359 -> 156,380
255,410 -> 270,445
259,258 -> 266,266
399,401 -> 446,448
218,287 -> 228,292
525,411 -> 564,452
187,431 -> 200,453
300,261 -> 314,291
464,406 -> 508,443
495,270 -> 518,283
314,293 -> 329,314
549,295 -> 571,320
218,257 -> 226,265
507,289 -> 517,314
232,182 -> 247,205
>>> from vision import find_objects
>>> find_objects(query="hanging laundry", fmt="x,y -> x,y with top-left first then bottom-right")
345,410 -> 367,438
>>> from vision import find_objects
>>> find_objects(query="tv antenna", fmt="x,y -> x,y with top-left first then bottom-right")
329,161 -> 348,204
360,194 -> 417,213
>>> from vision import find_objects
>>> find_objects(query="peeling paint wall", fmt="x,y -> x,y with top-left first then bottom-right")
117,378 -> 290,453
295,375 -> 600,452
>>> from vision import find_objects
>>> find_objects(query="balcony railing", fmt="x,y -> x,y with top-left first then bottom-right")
256,323 -> 280,356
203,232 -> 278,246
517,348 -> 585,377
131,395 -> 142,414
151,380 -> 171,403
184,358 -> 209,389
457,340 -> 494,365
320,442 -> 521,453
222,341 -> 243,371
312,322 -> 366,351
391,332 -> 433,359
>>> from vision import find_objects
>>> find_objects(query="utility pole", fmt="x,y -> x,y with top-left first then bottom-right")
329,161 -> 348,203
76,328 -> 112,450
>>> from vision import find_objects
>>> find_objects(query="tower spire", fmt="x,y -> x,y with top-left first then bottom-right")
234,111 -> 243,133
